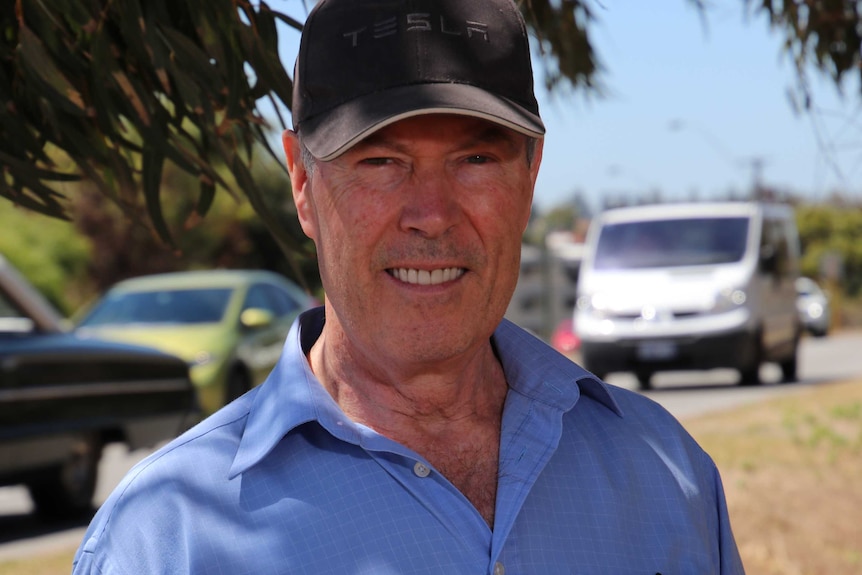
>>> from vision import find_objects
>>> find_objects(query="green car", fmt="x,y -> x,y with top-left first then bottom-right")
77,270 -> 317,416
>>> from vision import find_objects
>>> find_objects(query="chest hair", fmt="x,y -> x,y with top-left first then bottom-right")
406,427 -> 501,527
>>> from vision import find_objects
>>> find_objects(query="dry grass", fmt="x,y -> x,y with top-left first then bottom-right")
0,551 -> 74,575
685,379 -> 862,575
3,380 -> 861,574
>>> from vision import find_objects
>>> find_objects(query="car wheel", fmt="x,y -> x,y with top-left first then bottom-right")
225,367 -> 251,404
635,371 -> 654,391
27,433 -> 102,520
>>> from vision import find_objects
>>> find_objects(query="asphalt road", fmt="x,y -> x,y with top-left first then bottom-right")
608,329 -> 862,418
2,330 -> 862,562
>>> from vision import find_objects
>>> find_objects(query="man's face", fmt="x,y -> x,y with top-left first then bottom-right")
287,114 -> 543,368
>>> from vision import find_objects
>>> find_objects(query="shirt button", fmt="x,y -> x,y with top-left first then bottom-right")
493,562 -> 505,575
413,461 -> 431,478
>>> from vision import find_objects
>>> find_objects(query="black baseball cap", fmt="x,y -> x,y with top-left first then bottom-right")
292,0 -> 545,161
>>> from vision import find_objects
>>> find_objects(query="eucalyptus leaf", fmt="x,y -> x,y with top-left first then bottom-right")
2,0 -> 859,259
142,142 -> 173,246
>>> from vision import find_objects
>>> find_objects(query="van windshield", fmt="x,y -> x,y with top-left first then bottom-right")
593,216 -> 750,270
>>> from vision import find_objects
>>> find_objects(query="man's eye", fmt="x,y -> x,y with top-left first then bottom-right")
360,157 -> 391,166
465,155 -> 490,164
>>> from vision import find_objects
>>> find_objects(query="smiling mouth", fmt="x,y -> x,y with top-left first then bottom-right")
388,267 -> 465,286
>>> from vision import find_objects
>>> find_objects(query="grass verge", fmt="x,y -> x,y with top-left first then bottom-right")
0,551 -> 74,575
3,379 -> 861,574
685,379 -> 862,575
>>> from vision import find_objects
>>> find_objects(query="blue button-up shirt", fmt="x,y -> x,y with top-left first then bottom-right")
74,308 -> 744,574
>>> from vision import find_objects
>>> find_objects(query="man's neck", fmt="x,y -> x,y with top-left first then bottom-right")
308,328 -> 508,434
307,327 -> 508,527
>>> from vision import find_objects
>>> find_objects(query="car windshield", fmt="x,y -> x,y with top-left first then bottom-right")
79,288 -> 233,326
796,279 -> 821,297
593,216 -> 750,270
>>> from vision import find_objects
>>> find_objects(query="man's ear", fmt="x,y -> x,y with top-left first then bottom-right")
282,130 -> 317,241
529,138 -> 544,189
522,138 -> 544,232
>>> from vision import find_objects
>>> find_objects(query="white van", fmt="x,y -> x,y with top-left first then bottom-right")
574,202 -> 801,389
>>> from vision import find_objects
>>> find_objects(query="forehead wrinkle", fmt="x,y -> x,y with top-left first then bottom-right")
350,131 -> 409,156
462,124 -> 524,155
349,120 -> 524,158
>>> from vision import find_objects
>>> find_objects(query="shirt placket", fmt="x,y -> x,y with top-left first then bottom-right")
368,446 -> 495,558
489,387 -> 571,573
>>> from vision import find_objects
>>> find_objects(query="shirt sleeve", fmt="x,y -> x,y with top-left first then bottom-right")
72,535 -> 107,575
713,463 -> 746,574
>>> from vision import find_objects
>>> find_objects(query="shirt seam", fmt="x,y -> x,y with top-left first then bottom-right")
90,411 -> 250,548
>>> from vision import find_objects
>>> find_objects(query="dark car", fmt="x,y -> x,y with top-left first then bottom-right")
0,255 -> 196,519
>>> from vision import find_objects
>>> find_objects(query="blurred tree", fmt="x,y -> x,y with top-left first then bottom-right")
0,145 -> 319,314
70,149 -> 319,301
796,200 -> 862,297
1,0 -> 860,254
0,201 -> 92,314
543,205 -> 580,233
1,0 -> 303,255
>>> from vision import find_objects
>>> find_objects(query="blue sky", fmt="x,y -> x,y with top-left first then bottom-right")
531,1 -> 862,212
274,1 -> 862,213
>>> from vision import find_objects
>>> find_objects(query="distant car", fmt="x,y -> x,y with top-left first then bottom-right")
76,270 -> 317,416
0,254 -> 194,519
795,276 -> 831,337
551,317 -> 581,356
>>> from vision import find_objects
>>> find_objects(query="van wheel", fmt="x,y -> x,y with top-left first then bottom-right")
780,355 -> 798,383
780,338 -> 800,383
739,333 -> 763,386
635,371 -> 653,390
583,359 -> 607,382
739,360 -> 762,385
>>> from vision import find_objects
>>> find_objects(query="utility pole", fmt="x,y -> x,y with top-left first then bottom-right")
668,119 -> 768,199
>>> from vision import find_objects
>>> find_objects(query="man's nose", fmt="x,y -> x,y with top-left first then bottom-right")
398,171 -> 461,238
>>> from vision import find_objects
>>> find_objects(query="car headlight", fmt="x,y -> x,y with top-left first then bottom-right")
806,302 -> 824,319
713,287 -> 747,313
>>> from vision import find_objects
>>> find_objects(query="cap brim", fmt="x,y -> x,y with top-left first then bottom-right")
297,83 -> 545,161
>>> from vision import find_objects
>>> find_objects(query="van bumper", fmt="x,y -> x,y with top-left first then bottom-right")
580,327 -> 759,376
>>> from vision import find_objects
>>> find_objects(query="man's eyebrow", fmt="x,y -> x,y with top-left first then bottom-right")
347,133 -> 409,157
462,125 -> 523,152
351,123 -> 523,154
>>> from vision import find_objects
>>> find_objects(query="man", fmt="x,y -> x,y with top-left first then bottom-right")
73,0 -> 745,573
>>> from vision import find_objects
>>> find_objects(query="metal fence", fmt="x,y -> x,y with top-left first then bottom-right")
505,242 -> 583,341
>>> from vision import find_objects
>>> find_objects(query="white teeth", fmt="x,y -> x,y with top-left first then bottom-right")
392,267 -> 464,285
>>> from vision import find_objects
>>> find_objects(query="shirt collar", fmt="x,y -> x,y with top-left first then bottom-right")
492,318 -> 623,417
230,308 -> 622,477
228,308 -> 330,478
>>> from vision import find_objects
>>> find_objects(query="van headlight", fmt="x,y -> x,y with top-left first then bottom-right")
713,288 -> 747,313
577,292 -> 611,318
